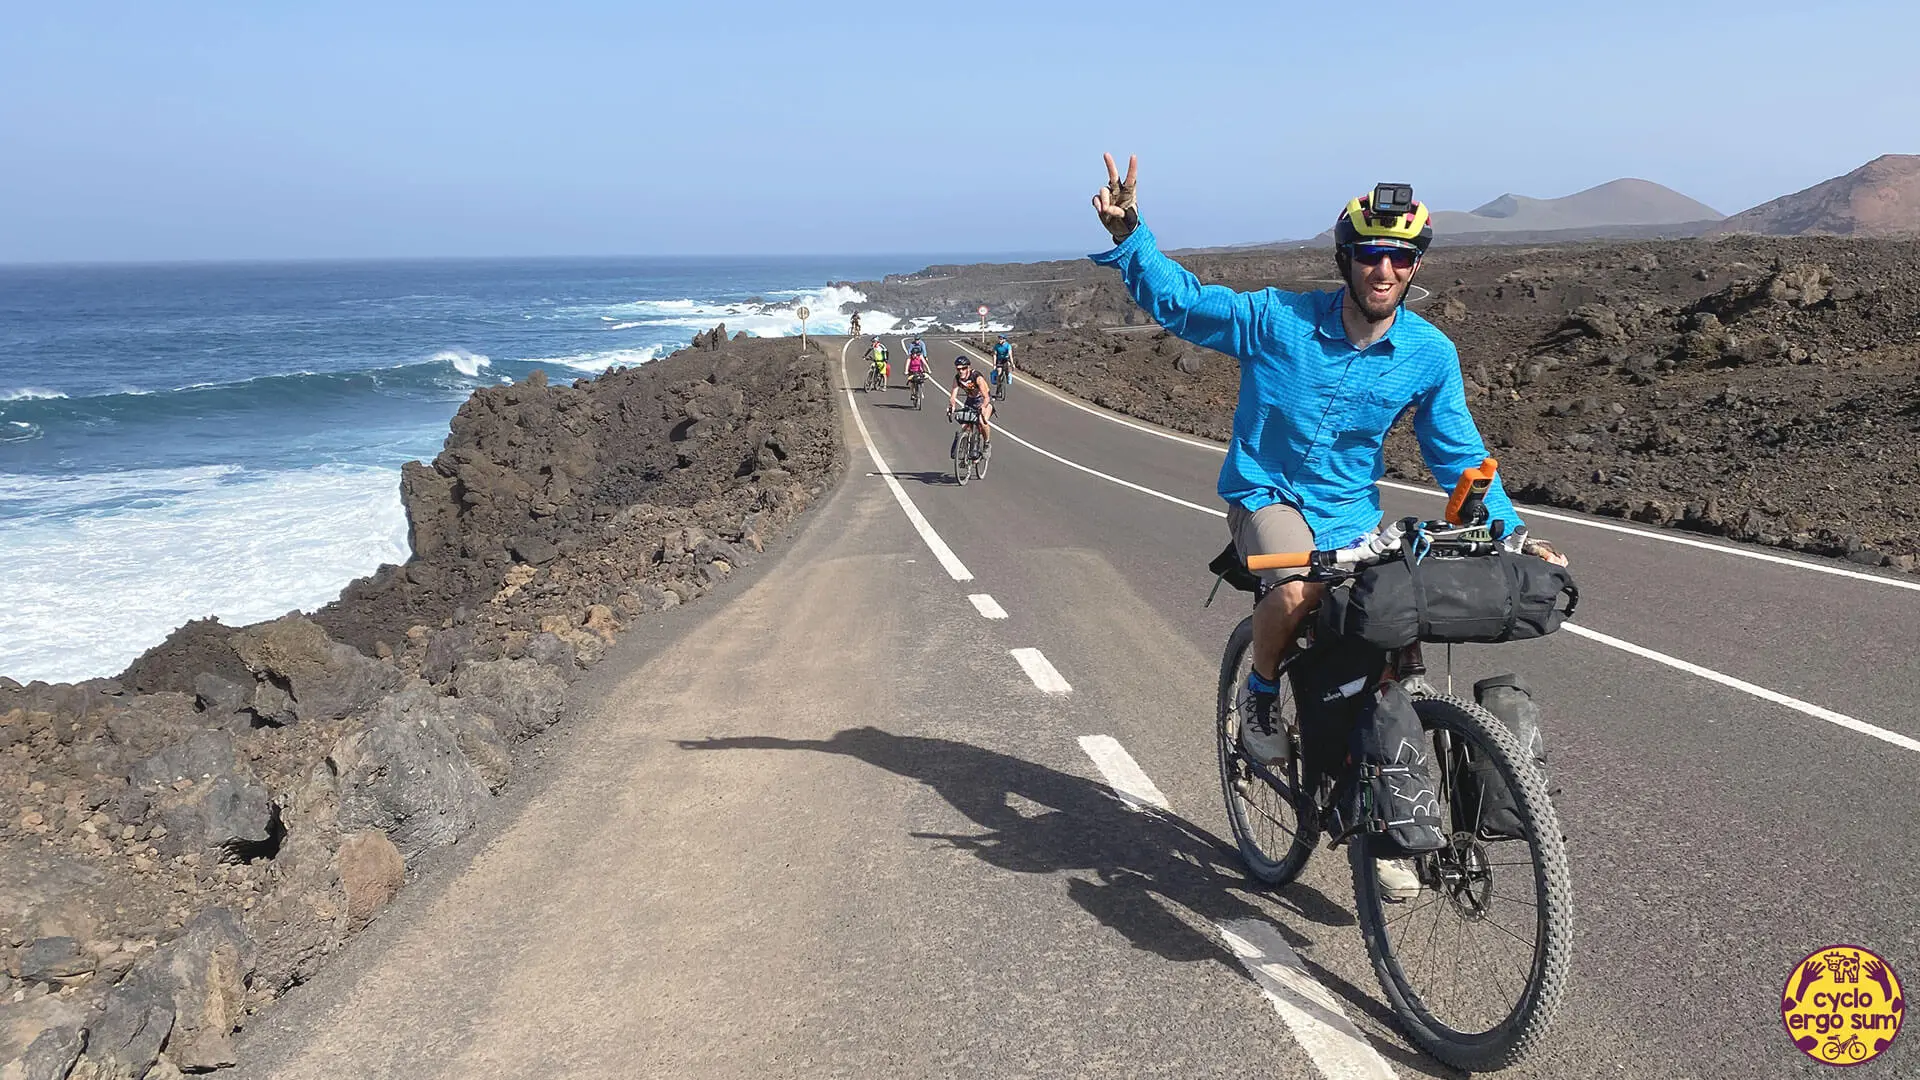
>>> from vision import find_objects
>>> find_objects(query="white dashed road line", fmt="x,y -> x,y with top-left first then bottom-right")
840,340 -> 973,582
1009,647 -> 1072,694
968,594 -> 1009,619
844,346 -> 1379,1077
1217,919 -> 1400,1080
1074,735 -> 1171,813
1074,735 -> 1397,1076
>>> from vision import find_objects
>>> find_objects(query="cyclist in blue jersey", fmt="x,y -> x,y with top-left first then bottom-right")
1090,152 -> 1568,900
992,335 -> 1014,392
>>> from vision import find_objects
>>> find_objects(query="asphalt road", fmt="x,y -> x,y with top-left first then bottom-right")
237,334 -> 1918,1079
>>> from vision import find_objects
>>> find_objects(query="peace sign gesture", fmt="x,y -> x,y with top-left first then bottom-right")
1092,152 -> 1139,243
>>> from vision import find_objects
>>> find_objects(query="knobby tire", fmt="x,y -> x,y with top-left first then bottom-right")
1215,616 -> 1318,885
1349,692 -> 1572,1072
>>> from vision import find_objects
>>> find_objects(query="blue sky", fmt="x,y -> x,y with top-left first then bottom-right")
2,0 -> 1912,262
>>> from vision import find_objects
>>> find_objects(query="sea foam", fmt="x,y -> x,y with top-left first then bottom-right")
428,348 -> 492,378
0,463 -> 411,684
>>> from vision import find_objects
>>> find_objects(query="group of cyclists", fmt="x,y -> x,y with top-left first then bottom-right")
863,332 -> 1015,454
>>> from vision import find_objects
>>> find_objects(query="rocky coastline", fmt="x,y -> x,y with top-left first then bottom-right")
0,331 -> 844,1078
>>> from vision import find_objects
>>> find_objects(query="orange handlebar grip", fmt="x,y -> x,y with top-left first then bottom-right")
1246,551 -> 1313,571
1444,457 -> 1499,525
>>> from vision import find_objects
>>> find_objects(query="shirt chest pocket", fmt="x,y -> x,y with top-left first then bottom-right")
1336,387 -> 1415,447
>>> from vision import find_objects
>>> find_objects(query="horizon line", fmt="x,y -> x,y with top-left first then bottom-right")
0,248 -> 1095,272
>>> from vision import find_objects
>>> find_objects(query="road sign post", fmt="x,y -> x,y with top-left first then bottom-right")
797,305 -> 811,354
977,304 -> 989,348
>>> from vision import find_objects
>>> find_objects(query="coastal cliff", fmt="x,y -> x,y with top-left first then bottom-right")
0,333 -> 845,1076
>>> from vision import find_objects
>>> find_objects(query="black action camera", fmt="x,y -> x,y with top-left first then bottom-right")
1372,182 -> 1415,218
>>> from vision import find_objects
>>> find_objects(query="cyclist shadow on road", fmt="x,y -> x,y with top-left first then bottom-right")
677,725 -> 1450,1074
872,470 -> 953,487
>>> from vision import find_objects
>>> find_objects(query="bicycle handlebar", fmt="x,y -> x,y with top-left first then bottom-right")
1245,551 -> 1313,570
1243,458 -> 1512,574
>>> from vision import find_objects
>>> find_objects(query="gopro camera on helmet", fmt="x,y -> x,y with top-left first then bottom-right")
1371,182 -> 1415,218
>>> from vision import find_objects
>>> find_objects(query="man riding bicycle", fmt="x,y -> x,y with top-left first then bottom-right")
992,334 -> 1014,388
946,355 -> 994,447
1089,153 -> 1568,899
866,337 -> 889,384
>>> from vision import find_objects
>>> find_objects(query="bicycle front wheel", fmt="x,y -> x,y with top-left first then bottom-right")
953,431 -> 970,485
1215,616 -> 1318,886
1349,692 -> 1572,1072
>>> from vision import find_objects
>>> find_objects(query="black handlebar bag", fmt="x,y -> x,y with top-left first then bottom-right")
1319,547 -> 1578,651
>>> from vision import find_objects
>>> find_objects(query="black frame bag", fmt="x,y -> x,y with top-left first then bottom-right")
1319,545 -> 1578,650
1287,634 -> 1387,783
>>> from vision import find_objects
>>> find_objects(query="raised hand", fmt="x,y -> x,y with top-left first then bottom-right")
1091,153 -> 1139,243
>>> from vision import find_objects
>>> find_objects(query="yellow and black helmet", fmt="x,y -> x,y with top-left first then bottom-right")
1333,191 -> 1433,253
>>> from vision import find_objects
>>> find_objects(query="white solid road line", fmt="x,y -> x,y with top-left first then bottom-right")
1217,919 -> 1400,1080
840,341 -> 974,582
971,377 -> 1905,752
994,426 -> 1226,519
1010,647 -> 1073,694
950,343 -> 1223,518
968,594 -> 1009,619
1075,735 -> 1171,813
962,339 -> 1920,596
1382,484 -> 1920,595
1562,624 -> 1920,755
951,339 -> 1227,454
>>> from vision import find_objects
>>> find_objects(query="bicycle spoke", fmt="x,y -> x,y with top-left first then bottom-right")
1365,706 -> 1566,1049
1384,892 -> 1445,928
1472,908 -> 1540,952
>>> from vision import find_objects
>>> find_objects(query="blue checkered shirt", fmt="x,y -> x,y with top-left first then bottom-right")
1090,223 -> 1521,548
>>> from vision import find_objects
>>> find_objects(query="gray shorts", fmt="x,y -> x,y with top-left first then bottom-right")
1228,501 -> 1317,584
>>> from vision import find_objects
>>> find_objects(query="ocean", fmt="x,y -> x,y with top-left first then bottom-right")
0,255 -> 1013,684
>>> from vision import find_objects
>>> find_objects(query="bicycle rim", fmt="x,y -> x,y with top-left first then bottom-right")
1349,693 -> 1572,1072
1215,617 -> 1317,886
975,437 -> 990,479
954,433 -> 969,485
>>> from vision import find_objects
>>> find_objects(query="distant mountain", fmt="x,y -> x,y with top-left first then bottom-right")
1183,178 -> 1727,254
1431,178 -> 1725,235
1709,154 -> 1920,237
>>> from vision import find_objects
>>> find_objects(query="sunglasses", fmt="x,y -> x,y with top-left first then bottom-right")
1347,244 -> 1420,270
